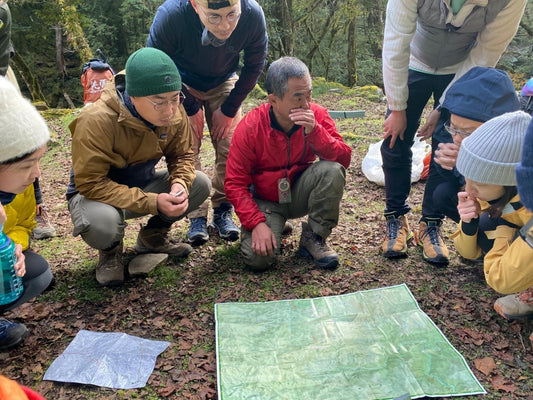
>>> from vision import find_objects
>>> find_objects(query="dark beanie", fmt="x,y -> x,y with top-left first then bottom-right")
442,67 -> 520,123
125,48 -> 181,97
516,117 -> 533,211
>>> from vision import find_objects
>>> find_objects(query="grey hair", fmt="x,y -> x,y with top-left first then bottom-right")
265,57 -> 310,98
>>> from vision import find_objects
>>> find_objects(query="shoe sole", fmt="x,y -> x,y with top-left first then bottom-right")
494,304 -> 533,321
187,233 -> 209,246
421,252 -> 449,266
298,247 -> 339,270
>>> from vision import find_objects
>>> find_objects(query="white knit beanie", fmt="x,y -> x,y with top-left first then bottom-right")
457,111 -> 531,186
0,76 -> 50,163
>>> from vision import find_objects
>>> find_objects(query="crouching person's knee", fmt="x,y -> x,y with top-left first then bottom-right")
69,194 -> 126,249
242,252 -> 276,272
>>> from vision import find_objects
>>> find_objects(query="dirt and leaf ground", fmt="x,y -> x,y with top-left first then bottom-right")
1,85 -> 532,399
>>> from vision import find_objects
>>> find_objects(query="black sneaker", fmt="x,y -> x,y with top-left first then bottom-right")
0,318 -> 29,351
211,203 -> 239,241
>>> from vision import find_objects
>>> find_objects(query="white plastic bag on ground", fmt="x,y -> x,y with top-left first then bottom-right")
362,137 -> 430,186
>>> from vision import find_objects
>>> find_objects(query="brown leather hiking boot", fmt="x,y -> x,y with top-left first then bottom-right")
417,219 -> 449,266
96,242 -> 124,286
135,226 -> 192,257
382,212 -> 413,258
298,221 -> 339,270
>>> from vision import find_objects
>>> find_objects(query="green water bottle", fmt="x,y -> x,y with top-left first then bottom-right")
0,224 -> 24,305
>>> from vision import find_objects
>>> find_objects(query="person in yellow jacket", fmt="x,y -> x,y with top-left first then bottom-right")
453,111 -> 533,321
0,76 -> 53,351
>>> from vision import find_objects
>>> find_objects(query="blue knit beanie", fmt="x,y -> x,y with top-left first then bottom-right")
125,48 -> 181,97
442,67 -> 520,123
516,117 -> 533,211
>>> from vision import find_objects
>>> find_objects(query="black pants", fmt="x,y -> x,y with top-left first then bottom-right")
381,70 -> 455,215
421,135 -> 464,223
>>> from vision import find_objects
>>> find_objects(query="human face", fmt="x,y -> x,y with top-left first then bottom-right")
464,178 -> 505,202
192,0 -> 241,40
447,114 -> 483,146
131,91 -> 182,126
269,75 -> 312,131
0,145 -> 46,194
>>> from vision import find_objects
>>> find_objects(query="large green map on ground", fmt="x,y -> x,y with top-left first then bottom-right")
215,284 -> 485,399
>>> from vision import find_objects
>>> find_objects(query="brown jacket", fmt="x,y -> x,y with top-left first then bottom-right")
68,72 -> 195,216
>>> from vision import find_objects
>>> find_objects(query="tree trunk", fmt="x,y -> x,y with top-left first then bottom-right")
54,24 -> 68,79
10,52 -> 47,103
347,18 -> 357,87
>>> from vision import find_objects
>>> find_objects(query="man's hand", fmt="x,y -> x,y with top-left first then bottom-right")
457,191 -> 480,223
251,222 -> 277,257
14,244 -> 26,277
211,108 -> 235,141
156,184 -> 188,218
383,110 -> 407,148
189,109 -> 205,141
289,108 -> 315,133
434,142 -> 460,170
417,108 -> 441,140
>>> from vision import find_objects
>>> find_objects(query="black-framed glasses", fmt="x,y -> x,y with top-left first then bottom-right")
144,92 -> 186,112
444,120 -> 474,138
199,6 -> 241,25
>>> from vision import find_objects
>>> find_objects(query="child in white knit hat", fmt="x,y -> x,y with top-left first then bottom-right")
0,76 -> 53,351
453,110 -> 533,322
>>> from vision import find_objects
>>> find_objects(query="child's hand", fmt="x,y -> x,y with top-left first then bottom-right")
14,244 -> 26,277
457,191 -> 480,223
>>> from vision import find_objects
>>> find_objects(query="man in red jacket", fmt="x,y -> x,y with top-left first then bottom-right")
225,57 -> 351,271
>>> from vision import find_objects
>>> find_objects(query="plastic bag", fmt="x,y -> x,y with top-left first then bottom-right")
361,138 -> 430,186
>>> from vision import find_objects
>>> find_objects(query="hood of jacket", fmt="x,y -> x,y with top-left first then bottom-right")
441,66 -> 520,122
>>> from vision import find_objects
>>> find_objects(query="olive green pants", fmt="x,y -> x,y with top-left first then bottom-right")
241,161 -> 346,270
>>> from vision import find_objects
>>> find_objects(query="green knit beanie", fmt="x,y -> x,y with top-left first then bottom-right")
125,48 -> 181,97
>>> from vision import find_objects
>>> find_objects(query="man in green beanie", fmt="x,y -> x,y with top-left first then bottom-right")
66,47 -> 211,286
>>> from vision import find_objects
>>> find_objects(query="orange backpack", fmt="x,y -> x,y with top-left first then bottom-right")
81,50 -> 114,105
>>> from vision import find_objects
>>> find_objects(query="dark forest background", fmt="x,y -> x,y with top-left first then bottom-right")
8,0 -> 533,108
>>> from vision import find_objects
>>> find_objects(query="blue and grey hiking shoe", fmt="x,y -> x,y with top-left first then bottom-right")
211,203 -> 239,241
187,217 -> 209,245
0,318 -> 28,351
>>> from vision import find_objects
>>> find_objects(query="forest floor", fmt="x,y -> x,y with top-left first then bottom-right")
1,88 -> 532,400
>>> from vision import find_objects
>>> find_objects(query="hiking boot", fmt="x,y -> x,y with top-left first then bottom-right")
211,203 -> 239,241
135,226 -> 192,257
128,253 -> 168,277
382,212 -> 413,258
494,294 -> 533,321
417,219 -> 449,266
187,217 -> 209,245
96,242 -> 124,286
0,319 -> 28,351
32,208 -> 56,240
297,221 -> 339,270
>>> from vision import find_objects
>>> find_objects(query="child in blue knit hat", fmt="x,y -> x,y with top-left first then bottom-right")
453,111 -> 533,323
